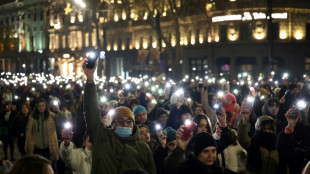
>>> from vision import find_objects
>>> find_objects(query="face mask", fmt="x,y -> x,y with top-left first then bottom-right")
115,126 -> 133,138
159,99 -> 165,104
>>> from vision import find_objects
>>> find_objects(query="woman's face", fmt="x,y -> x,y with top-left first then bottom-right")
38,102 -> 46,113
197,118 -> 209,133
139,127 -> 151,143
22,105 -> 30,115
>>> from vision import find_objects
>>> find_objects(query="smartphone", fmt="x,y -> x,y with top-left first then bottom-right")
290,101 -> 307,118
64,122 -> 72,139
86,54 -> 98,69
213,103 -> 222,115
182,120 -> 197,140
243,96 -> 254,111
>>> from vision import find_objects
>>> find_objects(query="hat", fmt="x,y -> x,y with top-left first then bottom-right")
224,93 -> 236,103
267,98 -> 279,107
179,105 -> 192,116
133,105 -> 147,117
112,106 -> 135,123
164,127 -> 176,143
260,88 -> 269,96
288,84 -> 298,91
255,115 -> 275,131
155,108 -> 169,120
192,132 -> 217,156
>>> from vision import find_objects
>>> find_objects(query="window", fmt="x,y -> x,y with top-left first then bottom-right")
240,64 -> 253,71
306,23 -> 310,41
92,29 -> 97,47
77,31 -> 82,49
62,35 -> 66,49
305,58 -> 310,71
189,58 -> 208,78
240,23 -> 252,41
220,25 -> 228,42
85,32 -> 89,47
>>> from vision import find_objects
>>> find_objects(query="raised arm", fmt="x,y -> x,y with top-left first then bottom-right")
82,60 -> 107,144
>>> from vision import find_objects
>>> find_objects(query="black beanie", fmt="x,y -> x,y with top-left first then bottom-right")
179,105 -> 192,116
288,84 -> 298,91
155,107 -> 168,120
192,132 -> 217,157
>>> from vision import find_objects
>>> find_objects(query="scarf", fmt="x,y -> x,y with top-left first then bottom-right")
223,103 -> 237,113
25,112 -> 59,160
247,130 -> 276,172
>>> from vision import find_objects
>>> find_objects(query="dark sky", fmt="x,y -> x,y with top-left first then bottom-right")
0,0 -> 15,6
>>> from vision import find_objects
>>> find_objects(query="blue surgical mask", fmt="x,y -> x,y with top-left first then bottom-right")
115,126 -> 133,138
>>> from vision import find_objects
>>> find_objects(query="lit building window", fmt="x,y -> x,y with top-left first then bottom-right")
215,35 -> 219,42
143,42 -> 148,49
114,13 -> 119,22
85,32 -> 89,47
107,44 -> 111,51
62,35 -> 66,48
55,34 -> 59,49
77,31 -> 82,49
162,40 -> 166,47
122,10 -> 126,20
78,12 -> 83,22
279,32 -> 287,39
152,42 -> 157,48
143,12 -> 148,20
191,35 -> 195,45
113,43 -> 118,51
92,30 -> 97,47
135,42 -> 140,49
70,14 -> 75,23
295,31 -> 303,40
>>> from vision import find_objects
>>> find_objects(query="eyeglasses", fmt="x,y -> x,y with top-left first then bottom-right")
115,118 -> 134,125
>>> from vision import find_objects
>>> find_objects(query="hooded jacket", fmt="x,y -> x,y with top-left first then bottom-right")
84,83 -> 156,174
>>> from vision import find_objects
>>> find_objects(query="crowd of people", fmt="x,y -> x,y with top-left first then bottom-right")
0,61 -> 310,174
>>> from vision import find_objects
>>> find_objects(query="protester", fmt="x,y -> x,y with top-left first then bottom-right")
60,131 -> 92,174
133,105 -> 156,137
6,155 -> 53,174
0,102 -> 16,160
137,124 -> 158,154
82,60 -> 156,174
25,99 -> 59,161
12,103 -> 31,156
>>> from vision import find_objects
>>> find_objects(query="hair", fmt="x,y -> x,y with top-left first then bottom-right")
82,132 -> 90,148
128,98 -> 140,110
302,161 -> 310,174
193,114 -> 213,134
32,99 -> 50,120
194,106 -> 206,115
260,119 -> 275,132
7,155 -> 52,174
137,124 -> 150,132
21,103 -> 32,115
16,103 -> 32,122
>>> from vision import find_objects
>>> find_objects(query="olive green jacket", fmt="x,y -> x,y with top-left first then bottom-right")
84,83 -> 156,174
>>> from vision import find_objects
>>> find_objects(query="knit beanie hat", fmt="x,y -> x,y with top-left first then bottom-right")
112,106 -> 135,123
288,84 -> 298,91
155,108 -> 169,120
164,127 -> 176,143
179,105 -> 192,116
224,93 -> 236,103
133,105 -> 147,117
192,132 -> 217,156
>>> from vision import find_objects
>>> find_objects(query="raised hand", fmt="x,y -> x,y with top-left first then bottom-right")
215,108 -> 227,128
285,106 -> 300,132
176,125 -> 193,151
240,101 -> 251,124
82,59 -> 97,81
61,129 -> 74,146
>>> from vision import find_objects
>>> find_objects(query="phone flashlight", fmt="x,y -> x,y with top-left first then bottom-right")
86,52 -> 98,69
182,119 -> 197,140
217,91 -> 224,98
64,122 -> 72,139
213,103 -> 222,115
53,100 -> 59,106
290,100 -> 307,118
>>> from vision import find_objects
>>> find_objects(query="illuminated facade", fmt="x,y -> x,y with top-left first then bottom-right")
1,0 -> 309,79
0,0 -> 49,73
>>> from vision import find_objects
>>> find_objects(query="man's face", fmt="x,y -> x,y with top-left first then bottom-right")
267,103 -> 279,116
158,114 -> 168,127
136,112 -> 147,123
290,88 -> 300,96
84,136 -> 92,151
197,146 -> 217,166
112,116 -> 134,129
38,102 -> 46,113
139,127 -> 151,143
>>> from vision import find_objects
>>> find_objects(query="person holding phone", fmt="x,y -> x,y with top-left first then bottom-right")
82,59 -> 156,174
60,130 -> 92,174
163,108 -> 234,174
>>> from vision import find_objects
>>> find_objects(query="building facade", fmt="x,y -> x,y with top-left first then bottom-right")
0,0 -> 50,74
1,0 -> 310,80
